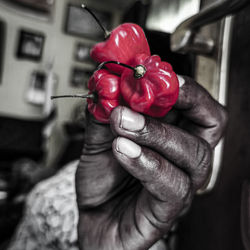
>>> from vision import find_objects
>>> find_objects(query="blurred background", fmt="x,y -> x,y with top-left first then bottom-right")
0,0 -> 249,249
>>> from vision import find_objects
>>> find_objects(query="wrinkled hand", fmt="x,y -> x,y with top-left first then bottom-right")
76,76 -> 227,250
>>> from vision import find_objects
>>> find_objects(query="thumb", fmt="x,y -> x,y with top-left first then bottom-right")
84,110 -> 114,154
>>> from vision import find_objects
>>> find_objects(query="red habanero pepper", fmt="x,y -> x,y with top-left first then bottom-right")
87,69 -> 121,123
99,54 -> 179,117
90,23 -> 150,74
81,4 -> 150,74
51,69 -> 121,123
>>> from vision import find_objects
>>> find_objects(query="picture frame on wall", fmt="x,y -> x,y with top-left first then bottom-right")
2,0 -> 55,14
0,19 -> 6,84
16,30 -> 45,61
26,70 -> 47,105
65,4 -> 112,40
74,43 -> 93,63
70,67 -> 93,88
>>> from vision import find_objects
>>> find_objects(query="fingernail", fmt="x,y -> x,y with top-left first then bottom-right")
116,137 -> 141,158
120,107 -> 145,131
177,75 -> 185,88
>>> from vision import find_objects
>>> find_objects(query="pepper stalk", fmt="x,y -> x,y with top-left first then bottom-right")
97,61 -> 147,79
51,93 -> 98,103
81,4 -> 110,39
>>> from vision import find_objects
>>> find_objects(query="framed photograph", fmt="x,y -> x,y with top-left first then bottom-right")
3,0 -> 55,14
0,19 -> 6,84
26,71 -> 46,105
16,30 -> 45,61
65,4 -> 112,40
70,67 -> 93,88
74,43 -> 93,63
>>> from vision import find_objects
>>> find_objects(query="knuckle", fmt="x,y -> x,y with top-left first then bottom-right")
194,140 -> 212,188
214,105 -> 228,130
170,169 -> 191,205
210,106 -> 228,148
135,117 -> 158,142
140,148 -> 163,180
218,106 -> 228,131
178,175 -> 192,203
141,118 -> 167,143
162,169 -> 192,211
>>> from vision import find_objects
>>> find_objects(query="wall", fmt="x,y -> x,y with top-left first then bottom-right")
0,0 -> 121,167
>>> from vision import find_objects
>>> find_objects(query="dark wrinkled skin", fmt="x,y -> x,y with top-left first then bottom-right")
76,76 -> 228,250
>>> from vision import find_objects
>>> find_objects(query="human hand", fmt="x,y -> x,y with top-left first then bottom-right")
76,76 -> 227,250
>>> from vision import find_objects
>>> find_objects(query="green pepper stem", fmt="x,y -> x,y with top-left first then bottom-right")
81,4 -> 110,39
97,61 -> 146,79
51,94 -> 94,100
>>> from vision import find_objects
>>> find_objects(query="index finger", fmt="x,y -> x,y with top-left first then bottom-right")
175,76 -> 228,148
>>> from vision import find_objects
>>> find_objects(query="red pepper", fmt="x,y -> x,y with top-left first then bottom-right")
90,23 -> 150,74
51,69 -> 121,123
80,4 -> 150,74
87,69 -> 121,123
52,5 -> 177,122
122,54 -> 179,117
99,54 -> 179,117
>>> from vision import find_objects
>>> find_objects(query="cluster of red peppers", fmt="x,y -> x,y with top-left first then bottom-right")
52,4 -> 179,123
